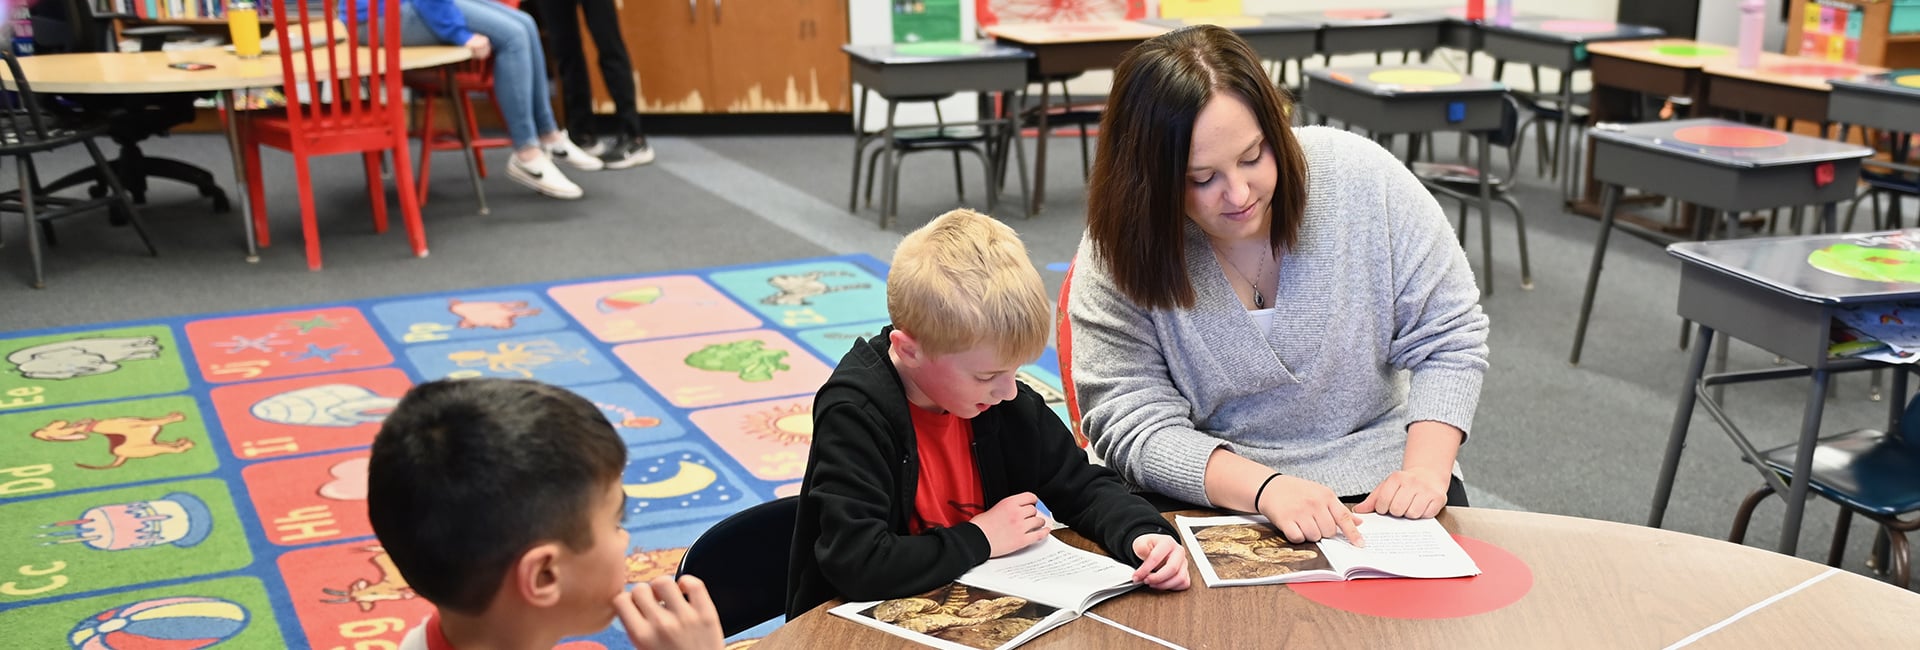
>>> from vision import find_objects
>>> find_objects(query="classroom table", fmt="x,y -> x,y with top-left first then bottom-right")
1477,18 -> 1665,202
0,46 -> 475,263
759,507 -> 1920,648
843,42 -> 1034,227
1572,119 -> 1870,369
1578,39 -> 1739,227
1701,53 -> 1885,131
981,21 -> 1168,216
1303,65 -> 1507,289
1654,230 -> 1920,559
1138,15 -> 1318,87
1270,8 -> 1447,63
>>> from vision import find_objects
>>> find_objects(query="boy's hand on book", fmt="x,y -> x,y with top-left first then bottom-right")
1256,476 -> 1366,547
1354,468 -> 1450,519
972,491 -> 1051,557
613,575 -> 724,650
1129,533 -> 1191,591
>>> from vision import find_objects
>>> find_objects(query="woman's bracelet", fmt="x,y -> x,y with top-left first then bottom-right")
1252,472 -> 1284,511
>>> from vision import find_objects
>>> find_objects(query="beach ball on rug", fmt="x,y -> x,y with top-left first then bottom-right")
67,596 -> 248,649
597,287 -> 662,312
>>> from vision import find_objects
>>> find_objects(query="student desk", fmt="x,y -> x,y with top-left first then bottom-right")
1270,9 -> 1447,63
1701,54 -> 1885,132
1828,71 -> 1920,229
760,507 -> 1920,648
1577,39 -> 1738,227
842,42 -> 1034,227
1571,119 -> 1870,368
1653,231 -> 1920,557
1303,66 -> 1506,284
0,47 -> 475,263
1139,15 -> 1319,86
1477,19 -> 1665,202
981,21 -> 1168,216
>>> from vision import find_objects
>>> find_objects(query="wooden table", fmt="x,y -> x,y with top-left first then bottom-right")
1701,53 -> 1886,130
982,21 -> 1167,216
1578,39 -> 1738,226
0,46 -> 473,262
761,507 -> 1920,648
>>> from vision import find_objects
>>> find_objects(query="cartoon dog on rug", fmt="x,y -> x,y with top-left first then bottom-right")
321,547 -> 416,612
31,412 -> 195,469
8,336 -> 163,380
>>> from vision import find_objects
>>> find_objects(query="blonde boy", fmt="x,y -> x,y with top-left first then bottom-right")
785,209 -> 1190,617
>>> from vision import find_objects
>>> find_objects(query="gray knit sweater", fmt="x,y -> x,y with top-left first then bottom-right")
1067,126 -> 1490,501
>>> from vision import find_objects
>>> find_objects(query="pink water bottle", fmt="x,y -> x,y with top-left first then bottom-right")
1738,0 -> 1764,68
1493,0 -> 1513,27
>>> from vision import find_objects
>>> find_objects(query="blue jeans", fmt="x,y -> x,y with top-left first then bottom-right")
396,0 -> 558,149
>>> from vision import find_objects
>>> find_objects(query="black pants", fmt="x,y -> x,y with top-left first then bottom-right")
534,0 -> 643,138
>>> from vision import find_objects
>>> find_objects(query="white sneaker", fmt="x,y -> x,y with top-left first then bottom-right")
603,136 -> 656,170
546,130 -> 605,171
507,154 -> 584,200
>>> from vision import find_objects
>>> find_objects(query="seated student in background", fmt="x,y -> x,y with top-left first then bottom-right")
1069,26 -> 1489,545
786,208 -> 1191,618
367,378 -> 723,650
345,0 -> 605,199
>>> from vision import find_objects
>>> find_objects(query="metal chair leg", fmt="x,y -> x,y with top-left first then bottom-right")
18,155 -> 45,288
1729,485 -> 1775,544
1498,194 -> 1532,290
82,139 -> 157,257
1828,507 -> 1854,567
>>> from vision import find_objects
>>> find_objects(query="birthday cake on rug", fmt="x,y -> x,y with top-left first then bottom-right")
41,493 -> 214,551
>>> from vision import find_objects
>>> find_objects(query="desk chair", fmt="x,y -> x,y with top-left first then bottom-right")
852,92 -> 1014,229
35,0 -> 230,213
1729,378 -> 1920,588
0,51 -> 157,288
1413,94 -> 1534,292
677,496 -> 798,637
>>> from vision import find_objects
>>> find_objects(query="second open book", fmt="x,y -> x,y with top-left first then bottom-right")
1176,513 -> 1482,587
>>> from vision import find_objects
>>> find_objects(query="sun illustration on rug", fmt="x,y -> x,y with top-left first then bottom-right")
743,403 -> 812,446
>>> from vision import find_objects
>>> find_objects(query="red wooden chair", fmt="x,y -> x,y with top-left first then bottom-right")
241,0 -> 427,270
403,0 -> 518,207
1056,259 -> 1087,448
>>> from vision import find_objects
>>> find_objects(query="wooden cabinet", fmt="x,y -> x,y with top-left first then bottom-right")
579,0 -> 850,114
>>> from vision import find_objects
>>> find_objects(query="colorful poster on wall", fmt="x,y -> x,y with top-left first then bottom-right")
1801,1 -> 1862,63
894,0 -> 962,43
977,0 -> 1146,28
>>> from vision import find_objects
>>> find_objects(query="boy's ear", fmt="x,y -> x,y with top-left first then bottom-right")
512,542 -> 565,608
889,329 -> 920,366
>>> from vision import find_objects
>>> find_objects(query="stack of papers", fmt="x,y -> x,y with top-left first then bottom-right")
1831,302 -> 1920,363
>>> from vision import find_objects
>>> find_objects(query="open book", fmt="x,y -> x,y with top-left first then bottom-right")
1176,513 -> 1481,587
829,536 -> 1139,650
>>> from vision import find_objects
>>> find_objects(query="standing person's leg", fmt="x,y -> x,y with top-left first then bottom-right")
451,0 -> 592,197
534,0 -> 601,152
575,0 -> 652,168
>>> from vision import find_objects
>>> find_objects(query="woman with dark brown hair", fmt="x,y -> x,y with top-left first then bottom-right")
1067,26 -> 1489,546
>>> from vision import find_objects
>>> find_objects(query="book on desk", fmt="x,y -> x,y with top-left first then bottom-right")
1177,513 -> 1481,587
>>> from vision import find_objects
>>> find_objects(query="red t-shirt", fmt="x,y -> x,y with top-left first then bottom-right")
908,404 -> 986,534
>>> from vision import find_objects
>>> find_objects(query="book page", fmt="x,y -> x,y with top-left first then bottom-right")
1317,513 -> 1482,579
1175,515 -> 1343,587
956,536 -> 1139,612
830,583 -> 1071,650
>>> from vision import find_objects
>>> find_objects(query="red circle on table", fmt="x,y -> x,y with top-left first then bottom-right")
1672,125 -> 1789,148
1539,20 -> 1615,33
1762,63 -> 1861,78
1326,9 -> 1390,20
1289,535 -> 1531,619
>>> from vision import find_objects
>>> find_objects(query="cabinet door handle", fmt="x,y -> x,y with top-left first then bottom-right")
715,0 -> 723,23
688,0 -> 696,23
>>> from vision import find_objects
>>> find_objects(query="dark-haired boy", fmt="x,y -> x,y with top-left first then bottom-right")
368,377 -> 722,650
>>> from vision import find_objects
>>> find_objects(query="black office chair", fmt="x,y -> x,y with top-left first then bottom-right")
33,0 -> 229,213
0,50 -> 158,288
676,496 -> 799,637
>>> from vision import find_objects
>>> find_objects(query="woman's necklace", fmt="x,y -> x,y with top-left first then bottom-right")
1217,244 -> 1272,309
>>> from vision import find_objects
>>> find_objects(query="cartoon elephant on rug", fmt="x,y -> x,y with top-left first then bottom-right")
7,336 -> 163,380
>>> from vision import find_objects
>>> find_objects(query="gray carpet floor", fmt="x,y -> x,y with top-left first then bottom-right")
4,126 -> 1917,590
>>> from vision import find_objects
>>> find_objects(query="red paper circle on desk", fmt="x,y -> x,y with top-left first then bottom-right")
1672,125 -> 1790,149
1762,63 -> 1862,78
1538,20 -> 1615,34
1326,9 -> 1390,20
1289,535 -> 1531,619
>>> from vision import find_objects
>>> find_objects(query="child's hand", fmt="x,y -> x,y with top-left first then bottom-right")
970,491 -> 1050,557
1129,533 -> 1190,591
1354,468 -> 1450,519
613,575 -> 724,650
1256,475 -> 1365,547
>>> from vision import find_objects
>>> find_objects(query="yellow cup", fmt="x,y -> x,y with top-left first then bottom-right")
228,7 -> 262,59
